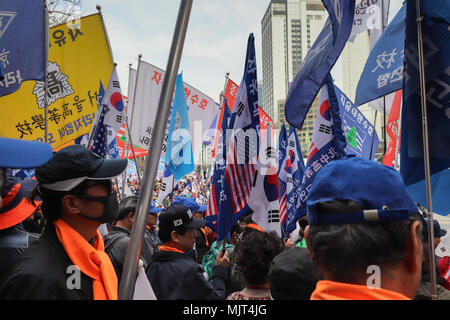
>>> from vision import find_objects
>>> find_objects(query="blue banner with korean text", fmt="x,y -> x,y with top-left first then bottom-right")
0,0 -> 46,97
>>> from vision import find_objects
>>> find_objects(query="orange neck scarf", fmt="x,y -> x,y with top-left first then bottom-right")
246,223 -> 264,232
53,219 -> 118,300
158,244 -> 184,254
310,280 -> 411,300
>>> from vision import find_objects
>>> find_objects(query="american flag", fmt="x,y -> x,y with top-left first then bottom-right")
90,105 -> 109,158
216,34 -> 260,241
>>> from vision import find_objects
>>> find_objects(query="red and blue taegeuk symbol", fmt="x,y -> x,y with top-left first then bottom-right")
319,100 -> 331,121
110,92 -> 124,112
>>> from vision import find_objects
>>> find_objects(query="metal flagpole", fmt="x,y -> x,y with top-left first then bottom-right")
118,0 -> 193,300
43,0 -> 49,143
393,96 -> 403,170
415,0 -> 437,300
369,110 -> 378,160
87,5 -> 115,149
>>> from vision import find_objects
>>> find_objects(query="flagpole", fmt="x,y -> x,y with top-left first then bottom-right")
43,0 -> 49,143
393,96 -> 402,170
120,64 -> 133,200
415,0 -> 437,300
369,110 -> 378,160
119,0 -> 193,300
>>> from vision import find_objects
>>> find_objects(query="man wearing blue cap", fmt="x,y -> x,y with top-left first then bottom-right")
144,202 -> 163,252
304,156 -> 424,300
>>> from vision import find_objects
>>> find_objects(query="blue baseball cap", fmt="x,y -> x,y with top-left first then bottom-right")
172,196 -> 203,213
149,201 -> 163,214
307,156 -> 419,225
0,137 -> 53,169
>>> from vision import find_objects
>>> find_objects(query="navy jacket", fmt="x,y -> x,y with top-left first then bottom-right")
0,224 -> 93,300
146,249 -> 228,300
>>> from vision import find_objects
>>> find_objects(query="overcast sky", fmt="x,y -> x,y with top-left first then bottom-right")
83,0 -> 404,103
83,0 -> 269,102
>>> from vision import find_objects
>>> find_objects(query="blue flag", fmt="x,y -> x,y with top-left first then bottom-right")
205,99 -> 232,232
217,34 -> 260,241
355,4 -> 406,107
278,124 -> 289,237
335,86 -> 380,160
400,0 -> 450,215
296,74 -> 346,219
165,73 -> 194,181
285,0 -> 355,129
0,0 -> 46,97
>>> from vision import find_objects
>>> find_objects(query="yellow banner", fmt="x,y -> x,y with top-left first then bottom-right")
0,14 -> 113,149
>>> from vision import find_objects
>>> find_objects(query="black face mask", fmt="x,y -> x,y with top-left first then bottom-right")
77,191 -> 119,223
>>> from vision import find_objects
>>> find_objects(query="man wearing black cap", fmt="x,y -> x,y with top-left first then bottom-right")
146,204 -> 230,300
0,145 -> 127,300
304,156 -> 424,300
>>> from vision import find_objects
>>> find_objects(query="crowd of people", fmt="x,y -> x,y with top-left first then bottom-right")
0,137 -> 449,300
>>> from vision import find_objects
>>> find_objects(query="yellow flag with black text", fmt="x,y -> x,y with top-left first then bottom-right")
0,13 -> 113,149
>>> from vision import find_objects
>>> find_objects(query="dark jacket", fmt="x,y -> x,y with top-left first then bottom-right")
194,228 -> 209,264
0,224 -> 93,300
0,224 -> 40,286
144,227 -> 162,252
103,226 -> 153,283
146,249 -> 228,300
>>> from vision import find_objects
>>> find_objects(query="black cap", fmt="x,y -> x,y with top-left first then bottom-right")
269,247 -> 319,300
158,204 -> 205,233
35,145 -> 128,191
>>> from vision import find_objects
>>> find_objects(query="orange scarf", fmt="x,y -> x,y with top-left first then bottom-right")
246,223 -> 264,232
310,280 -> 411,300
53,219 -> 118,300
158,244 -> 184,254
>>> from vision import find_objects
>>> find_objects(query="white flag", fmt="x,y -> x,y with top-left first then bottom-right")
349,0 -> 389,42
127,67 -> 137,120
129,60 -> 218,164
133,260 -> 157,300
248,128 -> 281,236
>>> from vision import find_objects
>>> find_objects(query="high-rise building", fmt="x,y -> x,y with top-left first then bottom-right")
262,0 -> 394,161
261,0 -> 327,126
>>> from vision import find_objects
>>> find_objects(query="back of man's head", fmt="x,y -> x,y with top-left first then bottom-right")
117,196 -> 138,221
304,156 -> 423,298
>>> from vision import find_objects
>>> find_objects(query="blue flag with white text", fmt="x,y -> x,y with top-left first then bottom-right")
295,74 -> 346,220
400,0 -> 450,215
205,99 -> 232,232
335,86 -> 380,160
165,73 -> 194,181
355,4 -> 406,107
285,0 -> 355,129
0,0 -> 46,97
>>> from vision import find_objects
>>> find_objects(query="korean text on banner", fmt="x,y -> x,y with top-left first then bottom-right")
0,14 -> 113,149
0,0 -> 46,97
129,61 -> 218,164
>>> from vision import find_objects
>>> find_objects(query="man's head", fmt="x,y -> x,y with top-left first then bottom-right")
172,196 -> 206,220
432,220 -> 447,248
34,145 -> 127,226
115,196 -> 138,231
147,203 -> 162,228
0,137 -> 52,210
0,176 -> 41,230
304,156 -> 423,298
158,204 -> 205,253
